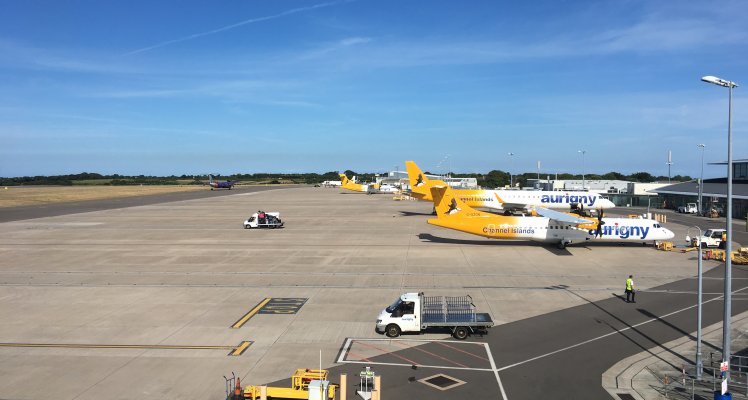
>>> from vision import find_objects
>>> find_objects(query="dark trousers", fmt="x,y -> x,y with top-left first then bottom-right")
625,289 -> 635,302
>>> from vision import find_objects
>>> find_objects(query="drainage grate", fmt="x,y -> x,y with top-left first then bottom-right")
418,374 -> 466,391
617,394 -> 636,400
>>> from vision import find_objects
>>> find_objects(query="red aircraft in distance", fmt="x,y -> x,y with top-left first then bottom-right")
208,175 -> 236,190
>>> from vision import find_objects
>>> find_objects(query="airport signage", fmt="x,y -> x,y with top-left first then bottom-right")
258,298 -> 308,314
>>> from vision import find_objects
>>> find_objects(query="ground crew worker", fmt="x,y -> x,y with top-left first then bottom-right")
625,275 -> 635,303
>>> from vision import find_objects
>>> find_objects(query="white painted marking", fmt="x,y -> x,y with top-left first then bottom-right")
497,286 -> 748,372
484,343 -> 508,400
339,338 -> 506,398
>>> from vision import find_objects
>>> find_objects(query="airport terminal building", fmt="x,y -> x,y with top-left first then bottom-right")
651,158 -> 748,219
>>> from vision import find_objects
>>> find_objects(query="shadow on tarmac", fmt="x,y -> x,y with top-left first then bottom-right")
416,233 -> 575,255
566,289 -> 691,370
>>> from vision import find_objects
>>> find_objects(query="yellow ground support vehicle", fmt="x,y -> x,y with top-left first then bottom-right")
241,369 -> 337,400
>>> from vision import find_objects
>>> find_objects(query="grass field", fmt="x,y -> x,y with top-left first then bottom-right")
0,185 -> 204,208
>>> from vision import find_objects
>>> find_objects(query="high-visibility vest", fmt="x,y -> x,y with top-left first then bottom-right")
626,278 -> 634,291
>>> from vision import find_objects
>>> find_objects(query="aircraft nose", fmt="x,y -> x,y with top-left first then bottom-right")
603,199 -> 615,208
664,228 -> 675,239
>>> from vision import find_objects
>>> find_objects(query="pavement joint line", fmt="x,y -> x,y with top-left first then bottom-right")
231,298 -> 271,329
495,285 -> 748,373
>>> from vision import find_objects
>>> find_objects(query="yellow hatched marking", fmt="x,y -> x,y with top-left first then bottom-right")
231,298 -> 271,328
229,341 -> 252,356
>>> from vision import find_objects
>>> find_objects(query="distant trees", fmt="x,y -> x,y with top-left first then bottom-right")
0,169 -> 694,187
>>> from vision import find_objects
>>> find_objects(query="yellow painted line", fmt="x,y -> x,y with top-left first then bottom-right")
0,343 -> 233,350
229,341 -> 252,356
231,298 -> 271,329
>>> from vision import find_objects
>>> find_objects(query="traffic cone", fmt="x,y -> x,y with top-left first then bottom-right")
234,377 -> 241,399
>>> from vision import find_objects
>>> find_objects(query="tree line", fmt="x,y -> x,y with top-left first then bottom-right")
0,170 -> 691,187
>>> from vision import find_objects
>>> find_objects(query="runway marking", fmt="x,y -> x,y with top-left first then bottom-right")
346,350 -> 372,363
0,341 -> 253,357
229,341 -> 252,356
435,341 -> 490,361
496,285 -> 748,373
336,338 -> 506,399
256,298 -> 308,314
355,340 -> 420,366
391,340 -> 469,368
231,298 -> 271,328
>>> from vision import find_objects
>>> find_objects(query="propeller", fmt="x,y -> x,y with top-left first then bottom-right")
595,208 -> 605,238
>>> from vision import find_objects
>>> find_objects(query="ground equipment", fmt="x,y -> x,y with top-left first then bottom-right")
677,203 -> 698,214
694,228 -> 727,248
244,212 -> 284,229
226,369 -> 337,400
375,292 -> 493,340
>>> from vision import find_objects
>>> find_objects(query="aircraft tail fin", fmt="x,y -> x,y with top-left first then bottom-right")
405,161 -> 434,200
430,185 -> 469,218
339,173 -> 350,187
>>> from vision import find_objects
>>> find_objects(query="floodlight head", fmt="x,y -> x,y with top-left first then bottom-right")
697,143 -> 705,149
701,75 -> 738,88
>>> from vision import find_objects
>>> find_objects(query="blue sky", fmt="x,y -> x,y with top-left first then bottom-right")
1,0 -> 746,178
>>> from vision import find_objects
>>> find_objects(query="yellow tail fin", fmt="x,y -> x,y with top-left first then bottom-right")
339,173 -> 350,187
405,161 -> 434,200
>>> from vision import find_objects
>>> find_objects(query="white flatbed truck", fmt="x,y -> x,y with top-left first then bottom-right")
375,292 -> 493,340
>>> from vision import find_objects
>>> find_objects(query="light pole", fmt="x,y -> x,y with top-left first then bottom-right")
686,226 -> 704,380
508,152 -> 514,188
697,144 -> 705,215
578,150 -> 586,190
701,75 -> 738,386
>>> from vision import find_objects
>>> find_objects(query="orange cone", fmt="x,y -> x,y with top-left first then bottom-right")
234,377 -> 241,398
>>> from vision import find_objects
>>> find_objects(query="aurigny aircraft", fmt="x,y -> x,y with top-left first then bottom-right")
406,161 -> 615,215
339,173 -> 385,194
426,184 -> 674,249
208,175 -> 236,190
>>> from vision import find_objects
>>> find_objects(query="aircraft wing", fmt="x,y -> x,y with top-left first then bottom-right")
533,207 -> 591,225
500,202 -> 527,211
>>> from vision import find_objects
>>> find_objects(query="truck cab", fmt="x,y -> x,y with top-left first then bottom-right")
376,293 -> 421,336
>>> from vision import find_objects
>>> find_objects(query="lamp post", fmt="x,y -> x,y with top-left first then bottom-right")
508,152 -> 515,187
697,144 -> 705,216
686,226 -> 704,380
578,150 -> 586,190
701,75 -> 738,386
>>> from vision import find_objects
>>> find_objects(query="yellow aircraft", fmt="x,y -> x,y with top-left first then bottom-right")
405,160 -> 615,214
339,173 -> 380,193
426,184 -> 674,249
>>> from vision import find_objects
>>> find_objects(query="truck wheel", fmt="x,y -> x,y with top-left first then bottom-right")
385,324 -> 401,338
453,326 -> 469,340
244,225 -> 251,229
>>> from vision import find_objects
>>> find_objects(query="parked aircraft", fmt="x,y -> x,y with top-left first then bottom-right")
208,175 -> 236,190
322,180 -> 342,187
406,161 -> 615,214
427,184 -> 674,249
339,174 -> 382,193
